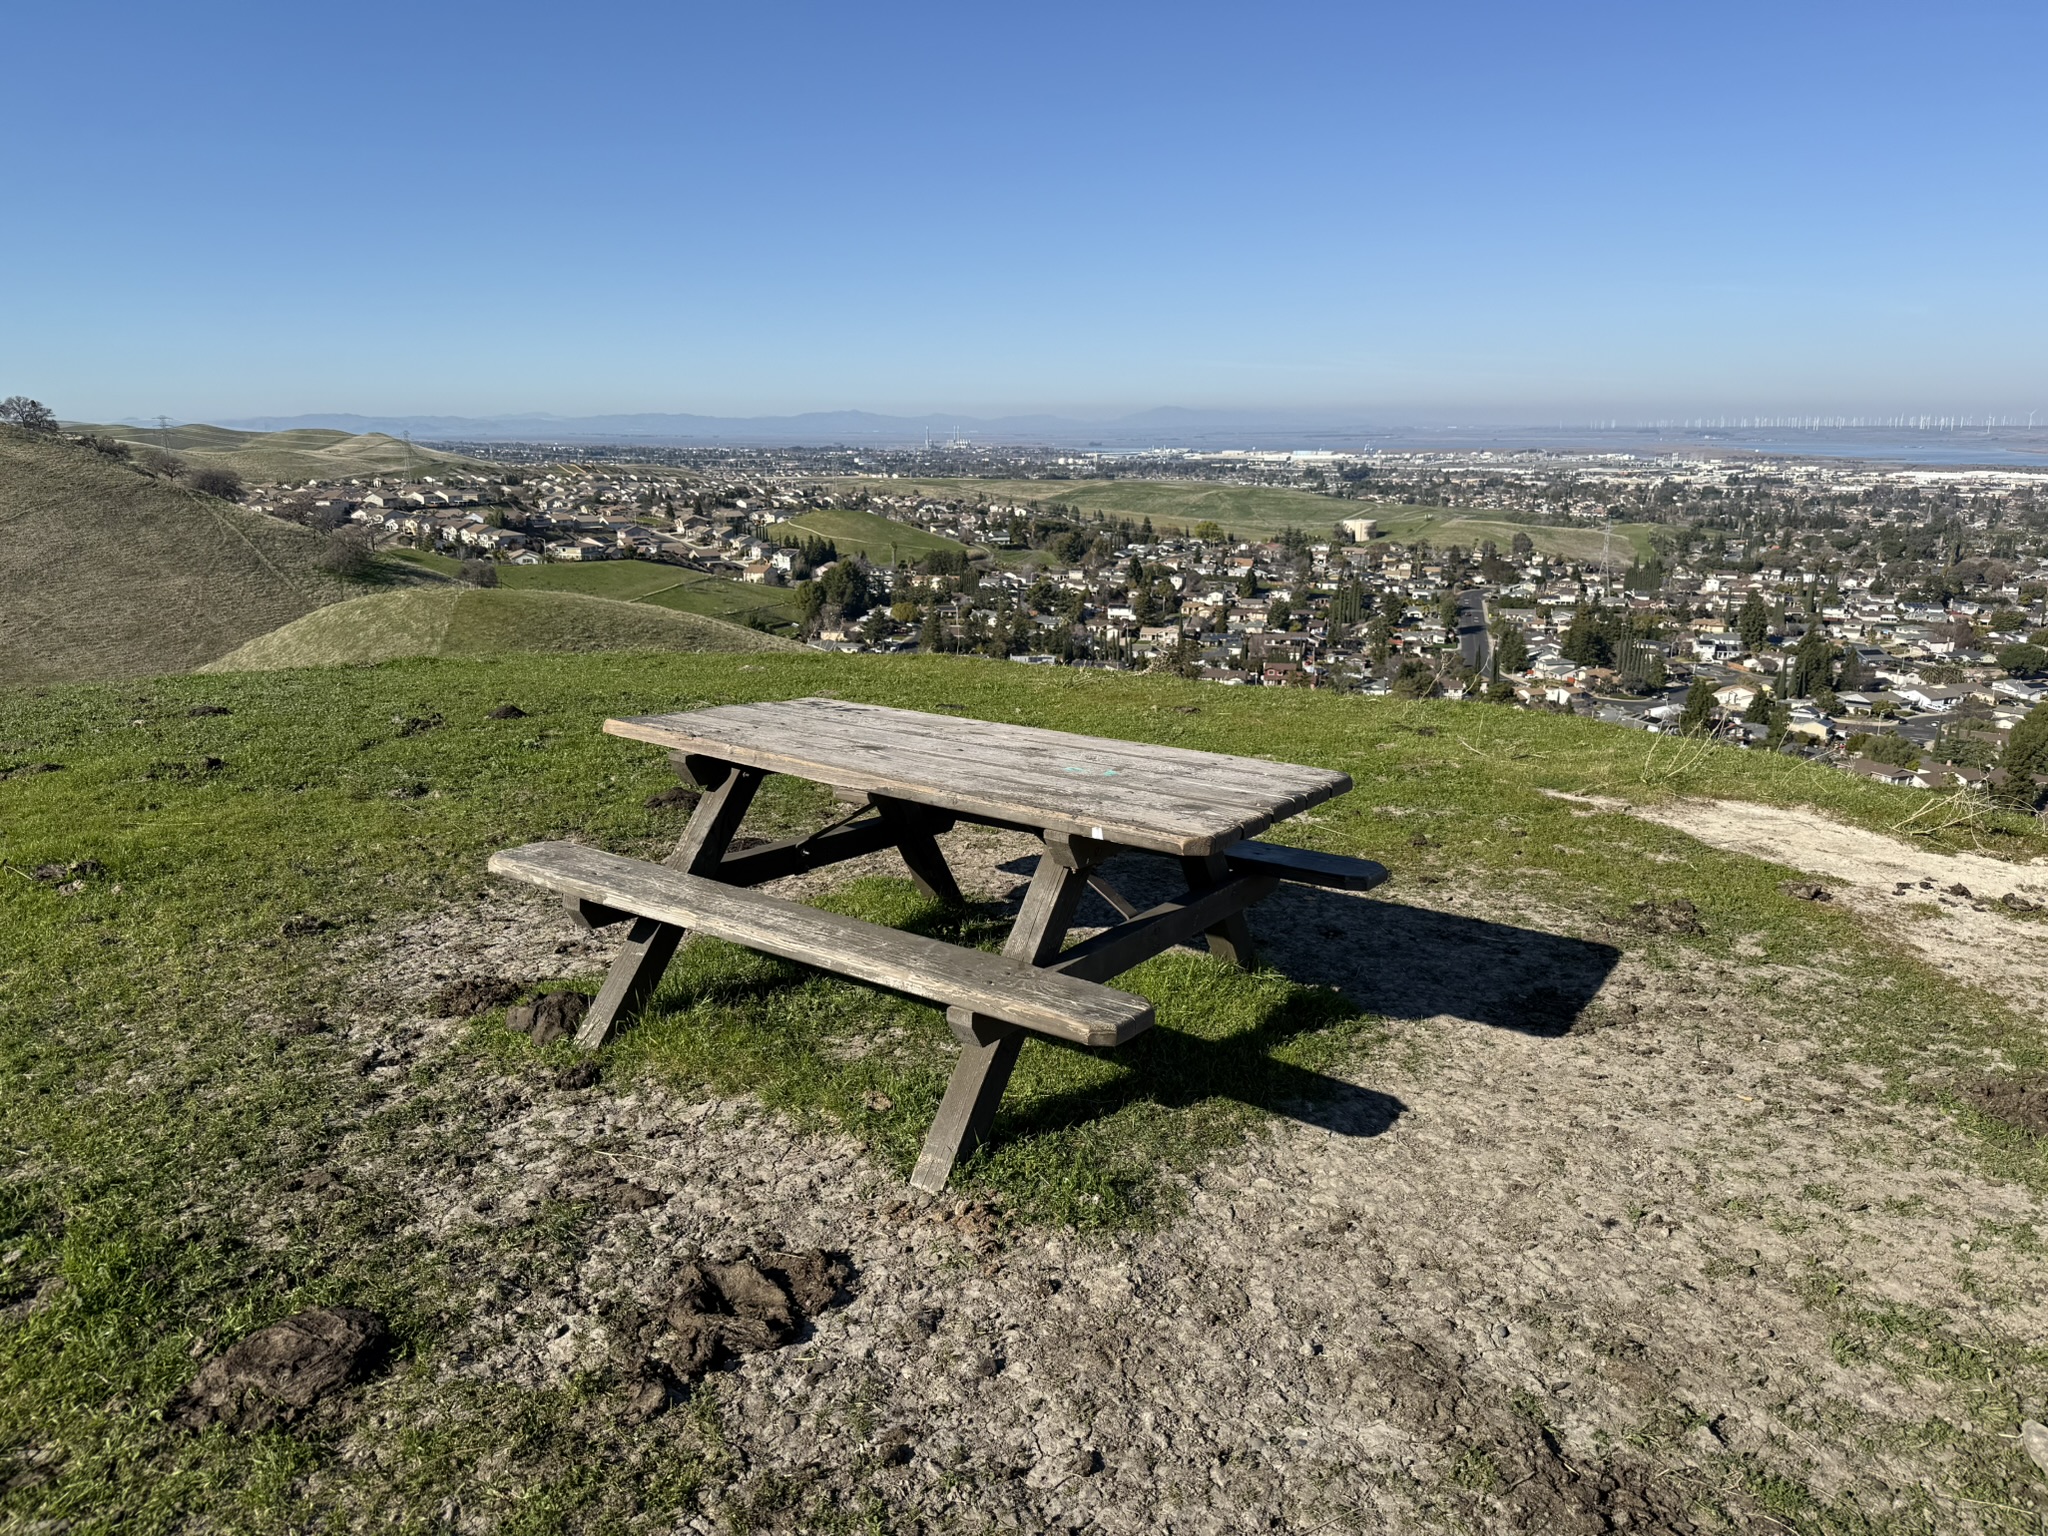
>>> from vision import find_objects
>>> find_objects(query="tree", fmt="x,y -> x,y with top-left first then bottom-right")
1999,701 -> 2048,807
1786,628 -> 1834,698
1679,677 -> 1716,735
1368,610 -> 1396,664
1738,592 -> 1770,654
1266,598 -> 1292,632
187,466 -> 244,501
1560,603 -> 1613,668
458,558 -> 498,587
919,609 -> 942,653
1492,624 -> 1530,674
0,397 -> 57,433
1998,643 -> 2048,678
318,530 -> 375,579
1511,531 -> 1534,559
1743,686 -> 1773,724
140,448 -> 184,482
1193,520 -> 1224,543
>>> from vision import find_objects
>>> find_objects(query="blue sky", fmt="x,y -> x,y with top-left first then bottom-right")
7,1 -> 2044,423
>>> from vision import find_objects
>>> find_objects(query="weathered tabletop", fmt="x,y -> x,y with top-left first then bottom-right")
606,697 -> 1353,855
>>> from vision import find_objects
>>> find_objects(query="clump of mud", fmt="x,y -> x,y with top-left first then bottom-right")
624,1249 -> 854,1421
1959,1076 -> 2048,1136
429,975 -> 523,1018
508,991 -> 588,1045
172,1306 -> 391,1432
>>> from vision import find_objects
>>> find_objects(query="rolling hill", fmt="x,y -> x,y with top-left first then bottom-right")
75,422 -> 488,482
0,426 -> 373,685
776,506 -> 969,564
385,549 -> 807,631
200,588 -> 801,671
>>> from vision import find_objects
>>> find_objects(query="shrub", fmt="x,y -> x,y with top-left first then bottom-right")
1999,701 -> 2048,808
74,433 -> 130,460
139,448 -> 184,482
457,559 -> 498,587
187,466 -> 244,502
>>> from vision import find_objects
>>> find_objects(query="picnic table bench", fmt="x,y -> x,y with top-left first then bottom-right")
489,698 -> 1385,1192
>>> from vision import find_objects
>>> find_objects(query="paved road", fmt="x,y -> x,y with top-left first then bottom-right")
1456,589 -> 1490,672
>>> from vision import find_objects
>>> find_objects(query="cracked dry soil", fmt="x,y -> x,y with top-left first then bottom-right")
294,823 -> 2046,1534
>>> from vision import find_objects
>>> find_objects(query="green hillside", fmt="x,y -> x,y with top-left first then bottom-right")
3,653 -> 2045,1528
827,476 -> 1658,560
76,422 -> 487,481
777,505 -> 968,563
387,549 -> 807,629
202,588 -> 800,671
0,426 -> 382,685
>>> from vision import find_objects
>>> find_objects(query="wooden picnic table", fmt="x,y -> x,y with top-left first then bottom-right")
490,697 -> 1385,1192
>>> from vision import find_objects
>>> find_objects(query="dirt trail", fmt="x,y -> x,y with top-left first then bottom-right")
299,823 -> 2048,1533
1548,792 -> 2048,1009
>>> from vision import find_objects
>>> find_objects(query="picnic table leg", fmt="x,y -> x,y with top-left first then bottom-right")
872,795 -> 965,906
1181,852 -> 1256,968
577,759 -> 763,1050
910,835 -> 1100,1193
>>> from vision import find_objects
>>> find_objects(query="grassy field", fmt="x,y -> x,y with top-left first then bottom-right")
775,506 -> 969,564
201,589 -> 800,671
0,427 -> 399,684
4,652 -> 2048,1528
827,477 -> 1661,561
72,423 -> 488,483
387,551 -> 807,630
1369,504 -> 1663,562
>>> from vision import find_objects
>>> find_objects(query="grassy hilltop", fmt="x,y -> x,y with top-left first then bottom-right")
4,650 -> 2048,1530
73,422 -> 486,482
204,588 -> 801,671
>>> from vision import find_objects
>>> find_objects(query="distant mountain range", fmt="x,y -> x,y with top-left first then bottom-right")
177,408 -> 1386,449
113,410 -> 2048,464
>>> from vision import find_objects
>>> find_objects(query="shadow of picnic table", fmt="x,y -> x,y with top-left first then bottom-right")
979,851 -> 1623,1148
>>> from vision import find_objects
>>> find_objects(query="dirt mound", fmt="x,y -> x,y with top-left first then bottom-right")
1959,1076 -> 2048,1136
507,991 -> 587,1044
429,975 -> 522,1018
173,1306 -> 390,1431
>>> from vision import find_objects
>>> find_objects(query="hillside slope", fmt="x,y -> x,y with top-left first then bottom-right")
75,422 -> 487,481
0,428 -> 366,684
201,587 -> 802,671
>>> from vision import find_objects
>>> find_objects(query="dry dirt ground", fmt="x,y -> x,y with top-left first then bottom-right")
1549,792 -> 2048,1009
302,819 -> 2048,1534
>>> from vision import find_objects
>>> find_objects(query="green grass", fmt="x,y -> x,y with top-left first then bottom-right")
775,506 -> 967,564
388,550 -> 807,629
826,476 -> 1661,559
200,589 -> 801,671
1367,505 -> 1662,562
5,653 -> 2046,1528
0,426 -> 397,684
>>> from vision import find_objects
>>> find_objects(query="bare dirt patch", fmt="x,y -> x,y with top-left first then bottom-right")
1548,792 -> 2048,1010
295,826 -> 2048,1532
